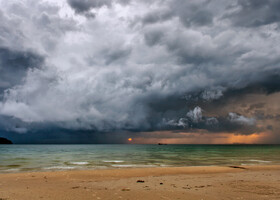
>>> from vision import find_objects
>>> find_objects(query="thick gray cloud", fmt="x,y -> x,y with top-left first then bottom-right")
0,0 -> 280,143
166,106 -> 258,134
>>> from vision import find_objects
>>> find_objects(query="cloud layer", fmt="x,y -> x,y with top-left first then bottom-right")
0,0 -> 280,143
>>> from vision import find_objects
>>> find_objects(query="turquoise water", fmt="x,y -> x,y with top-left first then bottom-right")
1,145 -> 280,173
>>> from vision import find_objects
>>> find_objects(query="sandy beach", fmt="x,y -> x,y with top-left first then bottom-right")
0,165 -> 279,200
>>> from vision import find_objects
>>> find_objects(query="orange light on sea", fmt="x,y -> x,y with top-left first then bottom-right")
128,138 -> 132,142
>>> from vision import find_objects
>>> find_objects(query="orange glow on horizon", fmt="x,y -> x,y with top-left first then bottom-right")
129,131 -> 271,144
226,133 -> 261,144
128,138 -> 132,142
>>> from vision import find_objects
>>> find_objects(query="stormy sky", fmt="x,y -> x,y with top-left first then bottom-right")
0,0 -> 280,144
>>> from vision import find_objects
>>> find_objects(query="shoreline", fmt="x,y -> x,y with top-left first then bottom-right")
0,163 -> 279,175
1,165 -> 280,199
1,164 -> 280,175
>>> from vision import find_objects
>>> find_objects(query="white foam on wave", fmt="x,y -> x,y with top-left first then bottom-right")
69,162 -> 89,165
112,164 -> 156,168
159,164 -> 171,167
103,160 -> 124,163
249,160 -> 272,163
112,164 -> 135,167
4,168 -> 20,172
44,166 -> 76,170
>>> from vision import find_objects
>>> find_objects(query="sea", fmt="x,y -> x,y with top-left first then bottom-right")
1,144 -> 280,173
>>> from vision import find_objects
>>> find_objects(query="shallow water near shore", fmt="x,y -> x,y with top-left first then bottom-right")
1,144 -> 280,173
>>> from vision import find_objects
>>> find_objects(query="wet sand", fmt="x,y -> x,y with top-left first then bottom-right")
0,165 -> 280,200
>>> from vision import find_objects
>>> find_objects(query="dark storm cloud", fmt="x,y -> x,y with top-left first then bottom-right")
67,0 -> 112,13
184,73 -> 280,107
141,9 -> 173,25
0,127 -> 130,144
170,0 -> 214,27
139,0 -> 215,27
67,0 -> 132,17
226,0 -> 280,27
0,47 -> 44,93
0,0 -> 280,143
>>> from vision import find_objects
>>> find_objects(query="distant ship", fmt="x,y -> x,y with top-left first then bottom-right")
158,143 -> 167,145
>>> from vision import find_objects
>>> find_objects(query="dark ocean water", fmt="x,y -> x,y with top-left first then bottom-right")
1,144 -> 280,173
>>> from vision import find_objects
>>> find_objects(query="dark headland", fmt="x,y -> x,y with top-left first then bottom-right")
0,137 -> 13,144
